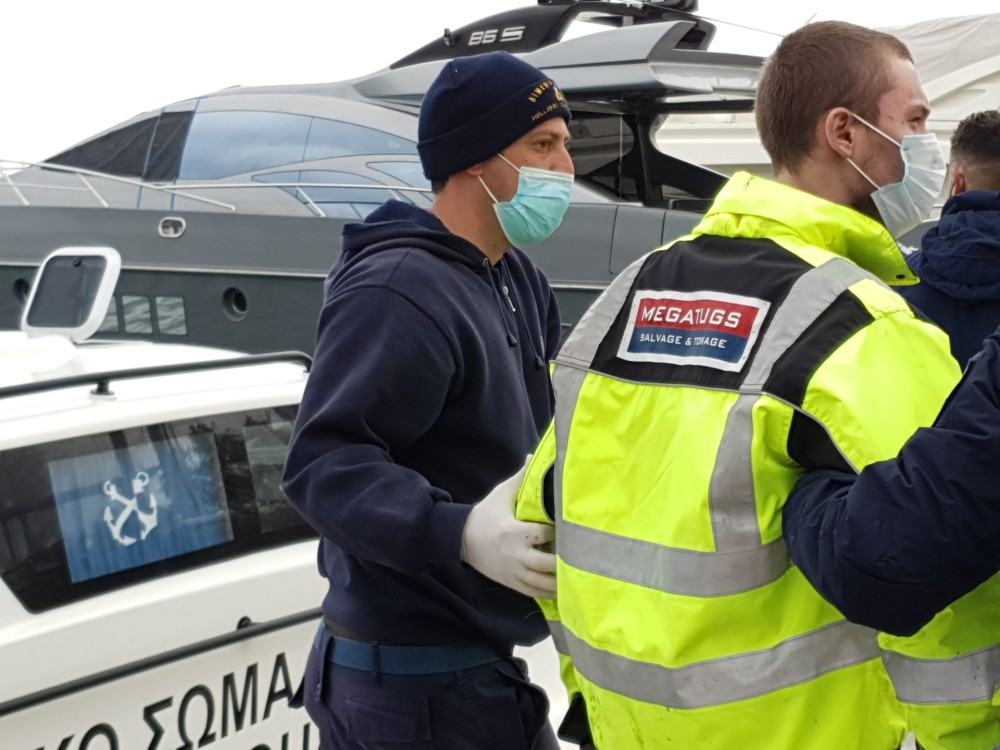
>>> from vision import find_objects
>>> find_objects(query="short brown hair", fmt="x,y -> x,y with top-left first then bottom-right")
950,110 -> 1000,188
755,21 -> 912,172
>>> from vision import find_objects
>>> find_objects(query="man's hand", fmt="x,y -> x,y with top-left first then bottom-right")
460,456 -> 557,598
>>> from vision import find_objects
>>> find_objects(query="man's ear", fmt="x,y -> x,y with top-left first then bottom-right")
823,107 -> 858,159
465,158 -> 490,178
949,165 -> 966,196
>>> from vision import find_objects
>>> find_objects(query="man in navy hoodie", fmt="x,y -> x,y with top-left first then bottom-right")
902,109 -> 1000,363
282,51 -> 573,749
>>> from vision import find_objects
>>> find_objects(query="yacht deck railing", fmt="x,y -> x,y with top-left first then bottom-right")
0,160 -> 432,217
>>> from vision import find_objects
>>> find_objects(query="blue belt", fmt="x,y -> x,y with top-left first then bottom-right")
315,627 -> 502,675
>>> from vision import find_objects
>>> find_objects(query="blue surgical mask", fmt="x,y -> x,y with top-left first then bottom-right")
480,154 -> 574,247
846,112 -> 946,238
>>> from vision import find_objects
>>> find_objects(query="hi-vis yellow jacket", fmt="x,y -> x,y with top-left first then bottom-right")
516,173 -> 963,749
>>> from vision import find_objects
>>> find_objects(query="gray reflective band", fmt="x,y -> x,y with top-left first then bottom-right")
558,253 -> 646,367
742,257 -> 872,389
553,366 -> 587,525
709,258 -> 872,549
709,393 -> 761,550
548,619 -> 569,656
557,519 -> 788,596
548,619 -> 879,709
882,645 -> 1000,704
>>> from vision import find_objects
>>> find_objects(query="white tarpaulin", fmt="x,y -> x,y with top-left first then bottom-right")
881,13 -> 1000,84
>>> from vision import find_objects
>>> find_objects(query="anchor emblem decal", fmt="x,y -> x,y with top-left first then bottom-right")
102,471 -> 159,546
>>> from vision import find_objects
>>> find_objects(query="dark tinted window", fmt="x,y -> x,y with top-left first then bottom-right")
145,112 -> 194,182
46,117 -> 158,178
179,110 -> 419,180
0,406 -> 313,612
44,112 -> 194,182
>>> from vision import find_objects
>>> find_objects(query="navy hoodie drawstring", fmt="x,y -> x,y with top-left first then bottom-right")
495,258 -> 546,369
484,258 -> 519,348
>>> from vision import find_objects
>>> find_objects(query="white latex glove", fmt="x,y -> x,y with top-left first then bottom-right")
460,455 -> 557,599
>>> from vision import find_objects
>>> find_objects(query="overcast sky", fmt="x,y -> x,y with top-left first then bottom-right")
2,0 -> 997,163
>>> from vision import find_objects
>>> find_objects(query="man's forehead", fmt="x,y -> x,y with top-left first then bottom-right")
521,118 -> 571,139
879,57 -> 930,116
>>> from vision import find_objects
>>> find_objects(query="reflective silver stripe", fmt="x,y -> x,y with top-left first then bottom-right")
553,365 -> 587,525
549,619 -> 879,709
709,258 -> 871,551
709,393 -> 762,549
882,645 -> 1000,704
548,619 -> 569,656
558,519 -> 788,596
742,257 -> 871,389
558,253 -> 647,368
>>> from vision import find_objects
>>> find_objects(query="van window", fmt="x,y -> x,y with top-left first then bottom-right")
243,420 -> 301,533
50,431 -> 233,583
0,405 -> 313,612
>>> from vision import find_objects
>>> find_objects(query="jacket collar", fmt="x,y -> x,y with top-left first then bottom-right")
695,172 -> 917,285
940,189 -> 1000,216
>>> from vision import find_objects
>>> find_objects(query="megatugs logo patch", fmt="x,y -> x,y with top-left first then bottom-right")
617,290 -> 770,371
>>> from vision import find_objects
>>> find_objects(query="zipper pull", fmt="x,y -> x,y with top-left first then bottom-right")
501,285 -> 517,313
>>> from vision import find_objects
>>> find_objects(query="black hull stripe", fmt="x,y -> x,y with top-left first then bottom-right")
0,607 -> 322,717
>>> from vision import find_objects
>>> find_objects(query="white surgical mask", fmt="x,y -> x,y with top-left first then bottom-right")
479,154 -> 574,247
846,112 -> 946,238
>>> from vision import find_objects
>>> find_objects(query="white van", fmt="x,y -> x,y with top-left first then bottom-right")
0,249 -> 324,749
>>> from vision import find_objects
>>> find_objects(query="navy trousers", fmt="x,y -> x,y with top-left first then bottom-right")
299,629 -> 561,750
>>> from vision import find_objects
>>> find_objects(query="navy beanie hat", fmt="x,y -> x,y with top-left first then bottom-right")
418,51 -> 571,181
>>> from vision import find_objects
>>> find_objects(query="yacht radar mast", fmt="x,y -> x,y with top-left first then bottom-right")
391,0 -> 709,69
